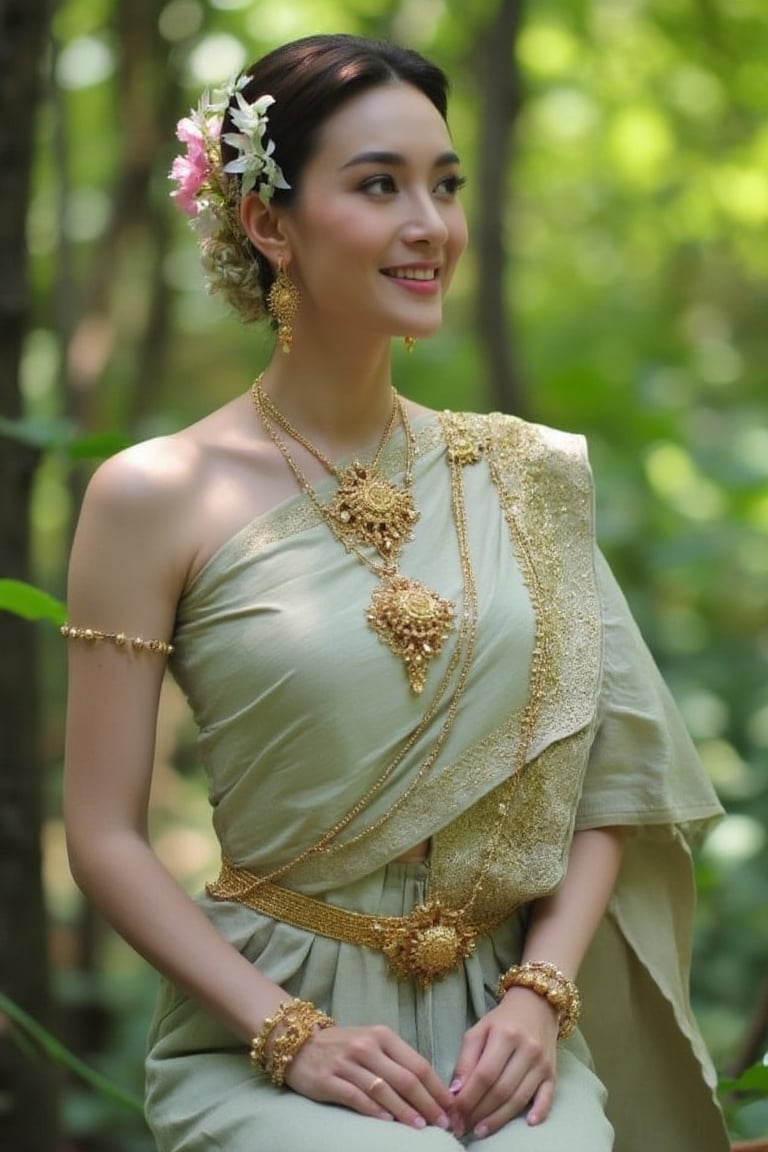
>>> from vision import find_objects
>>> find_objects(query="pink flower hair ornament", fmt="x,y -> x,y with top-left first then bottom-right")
168,75 -> 289,322
169,76 -> 290,225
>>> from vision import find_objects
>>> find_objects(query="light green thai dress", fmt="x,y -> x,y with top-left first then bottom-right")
145,412 -> 730,1152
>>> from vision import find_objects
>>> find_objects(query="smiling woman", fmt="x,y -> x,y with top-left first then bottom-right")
62,32 -> 730,1152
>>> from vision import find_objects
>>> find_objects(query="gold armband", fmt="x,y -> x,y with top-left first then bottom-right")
61,624 -> 174,656
497,961 -> 581,1040
250,1000 -> 335,1088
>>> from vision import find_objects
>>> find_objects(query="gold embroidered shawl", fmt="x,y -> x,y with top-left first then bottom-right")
171,411 -> 728,1151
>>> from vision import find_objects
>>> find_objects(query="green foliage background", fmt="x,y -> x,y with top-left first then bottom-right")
21,0 -> 768,1145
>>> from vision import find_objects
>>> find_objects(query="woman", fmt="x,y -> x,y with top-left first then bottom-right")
63,33 -> 730,1151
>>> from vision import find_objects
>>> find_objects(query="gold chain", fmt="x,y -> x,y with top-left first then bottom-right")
256,380 -> 399,478
224,412 -> 480,892
206,414 -> 552,984
252,379 -> 456,693
254,377 -> 415,572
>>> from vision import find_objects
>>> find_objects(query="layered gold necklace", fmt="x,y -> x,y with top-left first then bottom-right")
252,375 -> 455,693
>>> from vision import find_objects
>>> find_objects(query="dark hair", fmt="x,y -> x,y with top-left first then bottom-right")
220,34 -> 450,300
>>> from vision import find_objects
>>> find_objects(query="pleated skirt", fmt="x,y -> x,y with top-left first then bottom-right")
145,862 -> 613,1150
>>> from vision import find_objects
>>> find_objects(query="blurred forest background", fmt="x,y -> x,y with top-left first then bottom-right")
1,0 -> 767,1148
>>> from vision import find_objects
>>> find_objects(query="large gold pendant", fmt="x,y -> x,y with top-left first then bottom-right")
329,463 -> 418,562
374,900 -> 478,986
366,574 -> 455,694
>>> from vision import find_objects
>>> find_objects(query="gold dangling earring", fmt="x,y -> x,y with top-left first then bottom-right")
404,336 -> 416,353
267,261 -> 300,354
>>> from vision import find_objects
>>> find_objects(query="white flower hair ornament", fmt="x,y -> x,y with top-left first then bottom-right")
222,91 -> 291,201
168,76 -> 291,322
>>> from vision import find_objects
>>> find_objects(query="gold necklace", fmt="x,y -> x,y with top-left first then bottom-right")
207,414 -> 550,986
251,376 -> 456,694
209,411 -> 482,900
257,382 -> 416,563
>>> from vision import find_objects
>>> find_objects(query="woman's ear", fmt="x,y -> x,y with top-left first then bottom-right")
239,193 -> 290,266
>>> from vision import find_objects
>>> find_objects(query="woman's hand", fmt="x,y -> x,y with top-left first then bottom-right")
448,988 -> 559,1139
286,1022 -> 454,1132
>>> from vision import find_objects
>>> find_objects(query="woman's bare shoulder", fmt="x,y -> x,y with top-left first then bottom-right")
72,395 -> 260,594
83,432 -> 203,515
81,395 -> 251,518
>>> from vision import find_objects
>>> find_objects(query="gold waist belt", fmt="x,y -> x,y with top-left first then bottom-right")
206,858 -> 508,987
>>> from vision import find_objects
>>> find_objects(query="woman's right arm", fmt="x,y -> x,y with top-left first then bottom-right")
63,444 -> 453,1132
63,443 -> 287,1041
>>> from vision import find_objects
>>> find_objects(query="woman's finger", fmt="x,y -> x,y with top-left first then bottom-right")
287,1025 -> 452,1130
468,1066 -> 554,1138
371,1052 -> 452,1130
526,1076 -> 556,1126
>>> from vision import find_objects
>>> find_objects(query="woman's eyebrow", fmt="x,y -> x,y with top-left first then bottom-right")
341,149 -> 461,169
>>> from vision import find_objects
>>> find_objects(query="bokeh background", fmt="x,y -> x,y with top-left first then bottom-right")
1,0 -> 767,1148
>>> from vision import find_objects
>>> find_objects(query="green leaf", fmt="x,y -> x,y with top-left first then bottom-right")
0,579 -> 67,624
719,1061 -> 768,1096
0,415 -> 74,450
0,416 -> 132,459
0,994 -> 143,1114
66,431 -> 134,459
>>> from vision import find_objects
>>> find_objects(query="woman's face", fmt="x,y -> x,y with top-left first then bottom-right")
279,82 -> 468,344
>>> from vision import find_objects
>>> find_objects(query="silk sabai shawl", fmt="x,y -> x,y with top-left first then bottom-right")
170,411 -> 730,1152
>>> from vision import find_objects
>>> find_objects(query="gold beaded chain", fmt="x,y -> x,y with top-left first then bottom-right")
257,381 -> 416,564
208,414 -> 553,987
60,624 -> 174,656
209,413 -> 482,899
252,378 -> 456,694
257,381 -> 399,482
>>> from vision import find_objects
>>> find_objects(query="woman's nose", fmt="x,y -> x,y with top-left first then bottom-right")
402,193 -> 450,246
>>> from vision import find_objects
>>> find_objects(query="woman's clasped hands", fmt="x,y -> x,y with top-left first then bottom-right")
286,1022 -> 454,1131
285,987 -> 559,1140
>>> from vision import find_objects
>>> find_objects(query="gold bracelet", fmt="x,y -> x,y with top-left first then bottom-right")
497,961 -> 581,1040
250,1000 -> 335,1087
249,1003 -> 290,1073
61,624 -> 174,656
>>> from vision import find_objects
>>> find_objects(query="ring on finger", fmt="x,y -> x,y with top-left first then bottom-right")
368,1076 -> 385,1094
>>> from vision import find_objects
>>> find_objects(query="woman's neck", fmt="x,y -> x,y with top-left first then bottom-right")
257,335 -> 397,457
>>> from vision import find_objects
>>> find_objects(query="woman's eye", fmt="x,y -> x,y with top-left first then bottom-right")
435,173 -> 467,197
360,175 -> 397,196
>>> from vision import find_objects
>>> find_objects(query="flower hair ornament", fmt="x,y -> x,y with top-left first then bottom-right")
169,75 -> 290,322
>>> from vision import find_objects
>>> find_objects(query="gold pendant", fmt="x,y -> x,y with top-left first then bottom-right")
366,574 -> 455,694
374,900 -> 478,985
329,463 -> 419,562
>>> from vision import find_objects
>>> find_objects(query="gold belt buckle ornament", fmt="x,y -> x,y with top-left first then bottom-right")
374,900 -> 478,986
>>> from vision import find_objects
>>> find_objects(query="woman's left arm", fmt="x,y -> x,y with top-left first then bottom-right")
449,826 -> 625,1140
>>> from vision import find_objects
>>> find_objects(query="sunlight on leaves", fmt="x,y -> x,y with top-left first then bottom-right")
64,187 -> 111,244
392,0 -> 446,45
158,0 -> 204,42
748,704 -> 768,749
678,690 -> 730,741
56,36 -> 115,89
517,23 -> 581,78
702,814 -> 767,866
185,33 -> 247,85
608,106 -> 674,185
693,341 -> 743,388
747,493 -> 768,532
20,329 -> 60,406
713,165 -> 768,226
533,88 -> 600,142
644,442 -> 726,521
665,66 -> 724,120
698,739 -> 763,801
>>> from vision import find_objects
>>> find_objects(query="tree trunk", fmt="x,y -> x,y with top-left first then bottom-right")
473,0 -> 527,415
0,1 -> 58,1149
